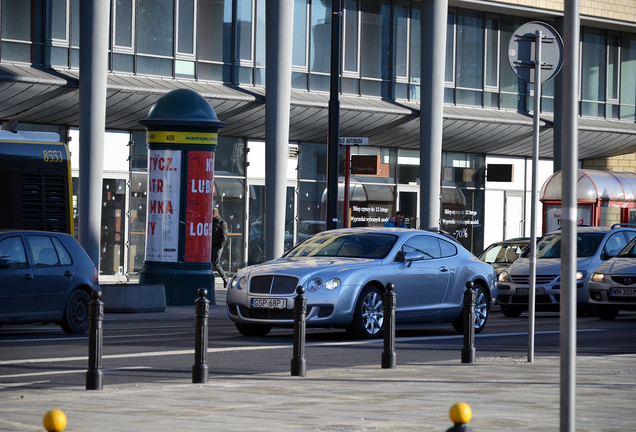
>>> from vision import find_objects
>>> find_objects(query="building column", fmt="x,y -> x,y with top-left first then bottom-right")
419,0 -> 448,229
265,0 -> 294,260
78,0 -> 109,269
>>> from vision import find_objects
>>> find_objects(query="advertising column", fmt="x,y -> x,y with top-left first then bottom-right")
139,89 -> 226,306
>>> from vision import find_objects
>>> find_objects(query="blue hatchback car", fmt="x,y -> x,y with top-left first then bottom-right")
0,230 -> 98,334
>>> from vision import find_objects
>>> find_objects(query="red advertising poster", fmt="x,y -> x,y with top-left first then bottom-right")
184,150 -> 214,262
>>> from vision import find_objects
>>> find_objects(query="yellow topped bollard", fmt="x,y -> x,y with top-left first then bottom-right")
446,402 -> 474,431
43,409 -> 67,431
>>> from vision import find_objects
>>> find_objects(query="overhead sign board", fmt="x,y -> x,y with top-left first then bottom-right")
339,137 -> 368,146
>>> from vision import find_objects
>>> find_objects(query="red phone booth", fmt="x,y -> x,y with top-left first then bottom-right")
540,169 -> 636,233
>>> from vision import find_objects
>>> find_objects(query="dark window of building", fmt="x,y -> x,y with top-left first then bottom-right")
236,0 -> 252,62
310,0 -> 331,74
215,137 -> 246,177
197,0 -> 232,63
114,0 -> 133,48
499,17 -> 525,111
620,32 -> 636,121
137,0 -> 174,56
409,5 -> 420,100
360,0 -> 390,82
342,0 -> 359,75
1,0 -> 32,62
393,0 -> 408,81
177,0 -> 195,54
445,11 -> 455,83
455,12 -> 483,105
292,0 -> 308,68
581,27 -> 606,117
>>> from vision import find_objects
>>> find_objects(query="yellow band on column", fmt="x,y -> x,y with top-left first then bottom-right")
147,131 -> 218,145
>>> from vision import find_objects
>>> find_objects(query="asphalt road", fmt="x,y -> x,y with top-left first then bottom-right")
1,299 -> 635,391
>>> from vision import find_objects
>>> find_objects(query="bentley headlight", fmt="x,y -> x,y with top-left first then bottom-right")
325,278 -> 341,290
576,270 -> 587,281
591,272 -> 605,283
307,277 -> 323,292
237,276 -> 247,290
498,270 -> 511,283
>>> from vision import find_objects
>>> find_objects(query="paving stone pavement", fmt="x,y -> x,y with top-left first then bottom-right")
1,353 -> 635,431
1,284 -> 634,431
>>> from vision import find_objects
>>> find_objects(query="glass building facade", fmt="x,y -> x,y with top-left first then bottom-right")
1,0 -> 636,278
2,1 -> 636,118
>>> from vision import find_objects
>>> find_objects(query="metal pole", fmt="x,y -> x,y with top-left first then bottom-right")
86,289 -> 104,391
192,288 -> 209,384
561,1 -> 580,430
461,282 -> 476,364
327,0 -> 342,231
381,283 -> 396,369
528,30 -> 542,364
291,286 -> 307,377
343,145 -> 350,228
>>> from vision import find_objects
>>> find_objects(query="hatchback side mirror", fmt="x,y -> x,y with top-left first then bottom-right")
0,258 -> 11,269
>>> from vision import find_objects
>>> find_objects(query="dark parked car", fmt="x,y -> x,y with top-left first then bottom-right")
0,230 -> 98,334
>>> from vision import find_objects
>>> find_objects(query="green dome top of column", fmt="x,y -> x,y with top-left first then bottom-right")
140,89 -> 226,129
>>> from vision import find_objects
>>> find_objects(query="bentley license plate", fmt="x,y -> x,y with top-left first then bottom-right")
251,298 -> 287,309
610,287 -> 636,296
516,287 -> 545,295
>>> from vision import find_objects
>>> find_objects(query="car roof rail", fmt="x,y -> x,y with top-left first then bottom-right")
611,223 -> 636,229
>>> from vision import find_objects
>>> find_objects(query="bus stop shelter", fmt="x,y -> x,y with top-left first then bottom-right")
540,169 -> 636,233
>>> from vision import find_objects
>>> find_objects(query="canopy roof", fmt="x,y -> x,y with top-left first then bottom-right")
540,169 -> 636,202
1,64 -> 636,160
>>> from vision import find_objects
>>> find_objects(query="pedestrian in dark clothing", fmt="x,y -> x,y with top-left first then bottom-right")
212,208 -> 229,288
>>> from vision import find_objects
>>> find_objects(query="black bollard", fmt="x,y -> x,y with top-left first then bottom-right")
291,286 -> 307,377
86,289 -> 104,390
381,282 -> 397,369
461,281 -> 476,364
192,288 -> 210,384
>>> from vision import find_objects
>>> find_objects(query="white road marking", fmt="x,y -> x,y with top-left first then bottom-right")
0,332 -> 193,344
0,329 -> 604,367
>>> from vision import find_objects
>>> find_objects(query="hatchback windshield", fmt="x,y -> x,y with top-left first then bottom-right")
525,233 -> 606,258
285,232 -> 398,258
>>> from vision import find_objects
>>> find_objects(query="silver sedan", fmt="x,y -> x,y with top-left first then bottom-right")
226,227 -> 497,338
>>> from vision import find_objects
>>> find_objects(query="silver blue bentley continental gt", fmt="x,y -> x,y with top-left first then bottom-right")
226,227 -> 497,338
